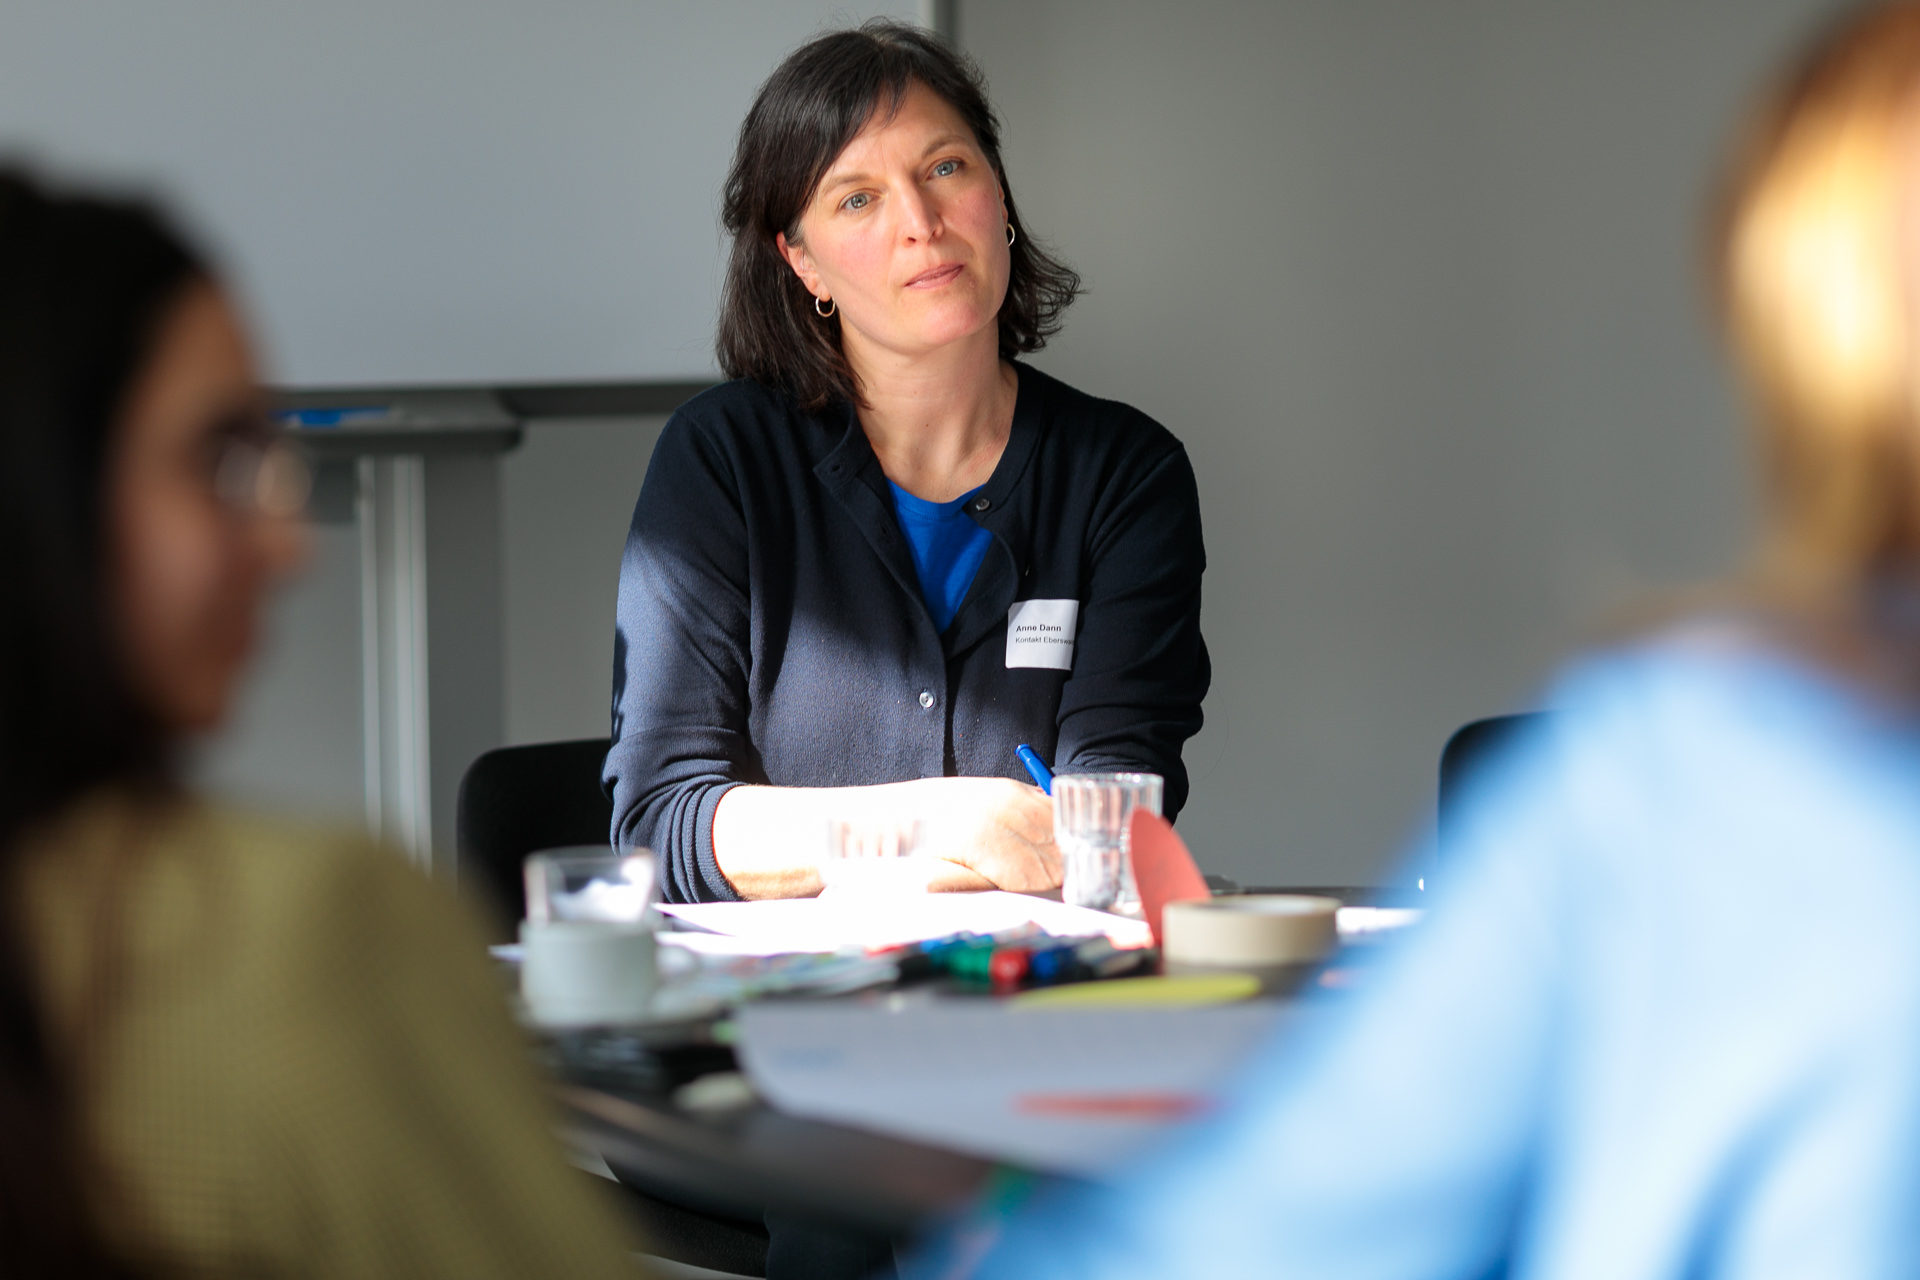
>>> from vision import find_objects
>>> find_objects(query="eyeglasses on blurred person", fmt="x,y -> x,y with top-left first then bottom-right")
0,169 -> 641,1277
905,5 -> 1920,1278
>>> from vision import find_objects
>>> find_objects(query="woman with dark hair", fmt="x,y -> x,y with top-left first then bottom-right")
0,169 -> 638,1276
607,20 -> 1210,903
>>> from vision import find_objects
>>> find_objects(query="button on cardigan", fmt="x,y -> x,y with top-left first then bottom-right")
605,363 -> 1210,903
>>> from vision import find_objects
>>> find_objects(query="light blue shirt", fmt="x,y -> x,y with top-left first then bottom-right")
908,629 -> 1920,1279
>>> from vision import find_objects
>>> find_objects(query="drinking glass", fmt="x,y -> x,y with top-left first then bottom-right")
524,849 -> 658,926
820,817 -> 929,893
1053,773 -> 1163,914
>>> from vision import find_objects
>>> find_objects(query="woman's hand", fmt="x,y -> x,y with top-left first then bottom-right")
906,777 -> 1059,894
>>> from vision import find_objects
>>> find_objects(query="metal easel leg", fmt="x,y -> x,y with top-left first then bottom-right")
358,454 -> 434,868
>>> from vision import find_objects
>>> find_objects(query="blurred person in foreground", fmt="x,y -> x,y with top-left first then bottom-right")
906,6 -> 1920,1278
0,169 -> 640,1276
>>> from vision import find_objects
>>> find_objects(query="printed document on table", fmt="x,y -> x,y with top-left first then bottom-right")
735,1001 -> 1287,1175
657,889 -> 1152,952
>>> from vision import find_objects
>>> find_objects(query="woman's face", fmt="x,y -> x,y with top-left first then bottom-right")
108,281 -> 307,734
779,80 -> 1011,366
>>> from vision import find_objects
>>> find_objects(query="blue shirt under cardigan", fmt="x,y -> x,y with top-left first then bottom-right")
886,480 -> 994,633
605,364 -> 1210,903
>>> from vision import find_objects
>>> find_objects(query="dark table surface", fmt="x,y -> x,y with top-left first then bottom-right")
550,1020 -> 1008,1237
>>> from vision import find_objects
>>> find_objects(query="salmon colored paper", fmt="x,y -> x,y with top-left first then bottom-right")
1128,809 -> 1212,948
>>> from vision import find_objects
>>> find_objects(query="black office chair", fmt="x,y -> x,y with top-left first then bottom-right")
454,739 -> 772,1278
1436,711 -> 1554,871
455,737 -> 620,939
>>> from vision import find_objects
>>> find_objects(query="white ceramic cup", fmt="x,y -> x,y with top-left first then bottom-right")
519,919 -> 656,1027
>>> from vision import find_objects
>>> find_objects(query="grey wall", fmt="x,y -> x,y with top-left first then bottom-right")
962,1 -> 1840,887
0,0 -> 919,385
194,518 -> 366,825
426,455 -> 506,868
500,417 -> 668,748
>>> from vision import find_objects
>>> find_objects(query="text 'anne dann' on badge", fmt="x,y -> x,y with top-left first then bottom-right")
1006,598 -> 1079,671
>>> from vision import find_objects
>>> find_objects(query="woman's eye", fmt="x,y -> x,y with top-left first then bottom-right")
841,192 -> 870,212
932,159 -> 960,178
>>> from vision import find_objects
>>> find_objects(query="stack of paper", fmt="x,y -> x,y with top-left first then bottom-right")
657,890 -> 1152,953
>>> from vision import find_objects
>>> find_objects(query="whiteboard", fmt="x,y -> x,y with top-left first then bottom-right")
0,1 -> 922,386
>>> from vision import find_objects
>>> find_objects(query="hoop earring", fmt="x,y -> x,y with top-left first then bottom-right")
1006,223 -> 1017,248
815,296 -> 836,318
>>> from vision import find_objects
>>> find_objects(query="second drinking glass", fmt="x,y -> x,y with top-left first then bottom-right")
1052,772 -> 1164,915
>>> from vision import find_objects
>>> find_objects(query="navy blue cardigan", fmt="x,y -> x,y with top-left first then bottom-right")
605,364 -> 1210,902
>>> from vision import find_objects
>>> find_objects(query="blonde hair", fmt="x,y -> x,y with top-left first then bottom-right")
1720,4 -> 1920,594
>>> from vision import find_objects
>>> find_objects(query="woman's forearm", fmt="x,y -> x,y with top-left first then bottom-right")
710,776 -> 1056,899
710,782 -> 881,899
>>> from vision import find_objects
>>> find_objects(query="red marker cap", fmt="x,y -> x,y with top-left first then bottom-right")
989,946 -> 1032,993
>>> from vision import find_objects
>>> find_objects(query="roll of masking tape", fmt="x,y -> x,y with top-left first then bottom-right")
1161,895 -> 1341,968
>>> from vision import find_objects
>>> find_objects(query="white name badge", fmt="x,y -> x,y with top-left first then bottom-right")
1006,598 -> 1080,671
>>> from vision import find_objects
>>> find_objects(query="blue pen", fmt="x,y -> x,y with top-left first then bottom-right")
1015,744 -> 1053,795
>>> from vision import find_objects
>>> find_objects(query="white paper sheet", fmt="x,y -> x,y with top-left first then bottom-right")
656,932 -> 824,959
657,890 -> 1153,953
735,1001 -> 1287,1175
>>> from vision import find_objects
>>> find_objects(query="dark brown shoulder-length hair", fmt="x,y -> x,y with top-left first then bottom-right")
717,19 -> 1081,412
0,166 -> 202,1277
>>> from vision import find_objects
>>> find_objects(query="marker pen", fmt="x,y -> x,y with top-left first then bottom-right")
1015,744 -> 1053,794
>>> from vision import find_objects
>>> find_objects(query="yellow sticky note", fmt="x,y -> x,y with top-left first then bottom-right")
1010,972 -> 1262,1009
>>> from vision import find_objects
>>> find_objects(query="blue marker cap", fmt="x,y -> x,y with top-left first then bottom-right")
273,405 -> 394,430
1015,744 -> 1053,795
